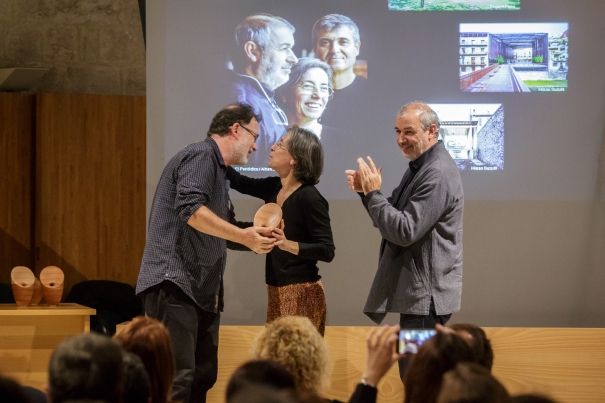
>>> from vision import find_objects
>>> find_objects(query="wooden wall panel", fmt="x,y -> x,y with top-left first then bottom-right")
0,93 -> 35,284
205,326 -> 605,403
35,93 -> 146,297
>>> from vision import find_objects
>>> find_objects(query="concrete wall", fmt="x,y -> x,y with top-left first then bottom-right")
0,0 -> 145,95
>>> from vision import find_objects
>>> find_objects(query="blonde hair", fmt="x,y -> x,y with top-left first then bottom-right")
251,316 -> 329,394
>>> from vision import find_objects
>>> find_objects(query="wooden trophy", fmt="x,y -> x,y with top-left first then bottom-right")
40,266 -> 64,306
253,203 -> 283,236
11,266 -> 36,307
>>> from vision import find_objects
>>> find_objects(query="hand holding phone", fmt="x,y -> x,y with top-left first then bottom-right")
398,329 -> 437,354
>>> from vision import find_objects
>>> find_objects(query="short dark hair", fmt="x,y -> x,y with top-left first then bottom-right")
122,352 -> 152,403
226,360 -> 296,402
207,102 -> 261,137
232,14 -> 295,72
312,14 -> 360,48
286,125 -> 324,185
436,362 -> 509,403
0,375 -> 31,403
48,333 -> 123,403
449,323 -> 494,371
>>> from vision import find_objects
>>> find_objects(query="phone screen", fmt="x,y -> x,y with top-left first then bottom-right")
398,329 -> 437,354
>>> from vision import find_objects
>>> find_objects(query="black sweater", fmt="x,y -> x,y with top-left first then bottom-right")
227,168 -> 335,286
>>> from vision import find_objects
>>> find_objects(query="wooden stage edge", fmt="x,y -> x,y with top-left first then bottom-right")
206,326 -> 605,403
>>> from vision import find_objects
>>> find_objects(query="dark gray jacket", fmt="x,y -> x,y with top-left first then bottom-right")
362,141 -> 464,324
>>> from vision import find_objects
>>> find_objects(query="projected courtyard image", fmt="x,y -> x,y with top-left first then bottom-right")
429,104 -> 504,170
389,0 -> 520,11
459,23 -> 568,92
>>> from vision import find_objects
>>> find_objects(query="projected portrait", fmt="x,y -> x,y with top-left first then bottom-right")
428,103 -> 504,170
228,14 -> 298,168
388,0 -> 521,11
276,58 -> 333,139
311,14 -> 368,128
459,23 -> 568,93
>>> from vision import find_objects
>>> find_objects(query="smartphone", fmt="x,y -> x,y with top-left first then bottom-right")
398,329 -> 437,354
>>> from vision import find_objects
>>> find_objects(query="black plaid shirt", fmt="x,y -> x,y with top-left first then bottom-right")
136,137 -> 246,313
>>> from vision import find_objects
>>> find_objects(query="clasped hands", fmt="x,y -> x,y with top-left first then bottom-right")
345,156 -> 382,195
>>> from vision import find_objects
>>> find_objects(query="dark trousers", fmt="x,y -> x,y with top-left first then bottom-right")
142,281 -> 220,403
398,298 -> 451,382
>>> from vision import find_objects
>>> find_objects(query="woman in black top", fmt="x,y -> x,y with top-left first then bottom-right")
227,125 -> 334,335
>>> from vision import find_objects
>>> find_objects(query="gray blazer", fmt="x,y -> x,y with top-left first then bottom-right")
362,141 -> 464,324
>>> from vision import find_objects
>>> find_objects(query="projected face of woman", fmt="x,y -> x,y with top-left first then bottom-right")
288,67 -> 330,123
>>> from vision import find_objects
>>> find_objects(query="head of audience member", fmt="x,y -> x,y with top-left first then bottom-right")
403,329 -> 474,403
233,14 -> 298,90
225,360 -> 296,402
207,102 -> 262,166
449,323 -> 494,371
229,384 -> 298,403
251,316 -> 329,394
312,14 -> 360,89
395,101 -> 441,162
510,395 -> 559,403
0,375 -> 32,403
436,362 -> 509,403
47,333 -> 123,403
114,316 -> 175,403
122,352 -> 152,403
270,125 -> 324,186
277,58 -> 332,134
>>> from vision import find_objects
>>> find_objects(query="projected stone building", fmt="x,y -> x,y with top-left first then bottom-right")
441,106 -> 504,170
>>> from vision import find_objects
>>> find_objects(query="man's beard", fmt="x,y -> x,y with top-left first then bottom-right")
257,57 -> 289,90
231,140 -> 251,166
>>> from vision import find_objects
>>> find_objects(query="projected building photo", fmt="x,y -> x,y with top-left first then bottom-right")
459,23 -> 568,92
429,104 -> 504,170
388,0 -> 520,11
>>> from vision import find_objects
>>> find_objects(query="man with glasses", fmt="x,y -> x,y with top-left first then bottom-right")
136,103 -> 277,403
229,13 -> 298,169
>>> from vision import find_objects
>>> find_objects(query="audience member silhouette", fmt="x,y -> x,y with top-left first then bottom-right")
122,351 -> 152,403
226,360 -> 296,402
436,362 -> 509,403
114,316 -> 175,403
449,323 -> 494,371
251,316 -> 329,395
47,333 -> 123,403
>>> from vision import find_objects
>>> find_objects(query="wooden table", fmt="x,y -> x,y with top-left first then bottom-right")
0,303 -> 96,389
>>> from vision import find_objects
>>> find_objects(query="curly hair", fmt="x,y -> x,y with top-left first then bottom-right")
250,316 -> 329,394
114,316 -> 175,403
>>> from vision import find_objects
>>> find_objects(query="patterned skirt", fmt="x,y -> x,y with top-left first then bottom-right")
266,280 -> 326,336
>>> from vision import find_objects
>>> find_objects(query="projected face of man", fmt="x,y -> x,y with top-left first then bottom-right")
288,67 -> 331,123
231,118 -> 259,166
395,111 -> 436,162
256,25 -> 297,90
314,26 -> 360,74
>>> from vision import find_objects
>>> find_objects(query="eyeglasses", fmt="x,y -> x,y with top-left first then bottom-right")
298,83 -> 333,97
274,138 -> 288,150
240,124 -> 259,142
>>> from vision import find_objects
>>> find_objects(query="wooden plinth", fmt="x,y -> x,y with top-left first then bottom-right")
204,326 -> 605,403
0,303 -> 96,389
